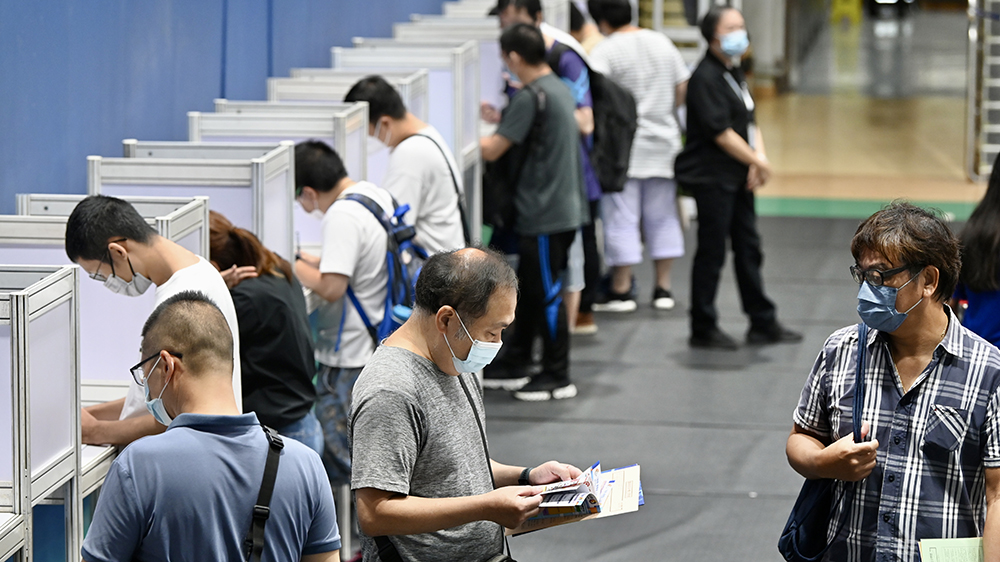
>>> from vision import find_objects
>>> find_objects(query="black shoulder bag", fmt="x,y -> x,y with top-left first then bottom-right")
373,375 -> 517,562
777,323 -> 868,562
412,132 -> 471,246
244,425 -> 284,562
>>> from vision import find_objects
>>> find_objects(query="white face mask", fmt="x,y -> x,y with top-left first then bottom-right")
104,255 -> 153,297
373,119 -> 393,149
442,311 -> 503,374
299,194 -> 325,220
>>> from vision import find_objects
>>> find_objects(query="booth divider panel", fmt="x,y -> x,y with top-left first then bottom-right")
101,185 -> 255,237
0,324 -> 11,484
262,170 -> 293,261
80,280 -> 153,386
28,299 -> 73,475
174,229 -> 203,257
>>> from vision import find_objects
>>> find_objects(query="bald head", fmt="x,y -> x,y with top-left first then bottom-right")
414,247 -> 518,321
141,291 -> 233,377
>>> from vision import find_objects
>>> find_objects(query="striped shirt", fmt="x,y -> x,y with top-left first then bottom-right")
588,29 -> 690,179
794,307 -> 1000,562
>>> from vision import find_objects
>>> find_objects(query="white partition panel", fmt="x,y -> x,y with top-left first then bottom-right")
29,298 -> 73,481
8,198 -> 210,396
122,139 -> 280,160
0,323 -> 11,486
0,317 -> 24,560
87,143 -> 294,263
189,106 -> 368,249
393,20 -> 504,111
439,0 -> 568,29
209,102 -> 381,187
0,265 -> 80,560
283,69 -> 430,121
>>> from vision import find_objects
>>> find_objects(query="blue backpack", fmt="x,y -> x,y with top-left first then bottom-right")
335,193 -> 429,350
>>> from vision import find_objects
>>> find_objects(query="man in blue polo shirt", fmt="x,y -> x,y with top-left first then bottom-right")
82,291 -> 341,562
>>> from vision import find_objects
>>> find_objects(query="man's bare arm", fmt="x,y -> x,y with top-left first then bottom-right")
984,467 -> 1000,562
355,486 -> 541,537
302,550 -> 340,562
85,398 -> 125,421
82,412 -> 166,446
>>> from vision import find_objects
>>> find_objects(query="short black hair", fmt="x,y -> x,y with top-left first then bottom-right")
570,2 -> 585,31
344,75 -> 407,123
294,140 -> 348,195
497,0 -> 542,20
142,290 -> 234,376
589,0 -> 631,28
500,23 -> 546,65
699,4 -> 736,43
65,195 -> 157,263
415,247 -> 519,321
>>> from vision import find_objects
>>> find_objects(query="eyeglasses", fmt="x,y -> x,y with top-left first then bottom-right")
89,238 -> 127,282
849,263 -> 916,286
129,350 -> 183,386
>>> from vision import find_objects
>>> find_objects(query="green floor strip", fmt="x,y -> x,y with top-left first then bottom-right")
756,197 -> 978,221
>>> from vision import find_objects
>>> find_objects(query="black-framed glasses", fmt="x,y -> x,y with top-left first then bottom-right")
129,350 -> 183,386
849,263 -> 916,286
89,238 -> 127,282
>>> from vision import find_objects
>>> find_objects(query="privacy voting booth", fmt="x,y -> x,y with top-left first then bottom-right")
211,100 -> 386,187
393,18 -> 505,111
87,142 -> 295,264
268,70 -> 430,123
9,196 -> 209,501
332,40 -> 483,242
0,265 -> 81,561
189,104 -> 369,250
440,0 -> 569,30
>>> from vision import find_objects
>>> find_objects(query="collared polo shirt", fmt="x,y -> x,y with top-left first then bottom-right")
82,413 -> 340,562
793,307 -> 1000,562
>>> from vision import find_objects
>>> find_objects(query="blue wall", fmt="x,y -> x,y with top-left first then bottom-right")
0,0 -> 442,215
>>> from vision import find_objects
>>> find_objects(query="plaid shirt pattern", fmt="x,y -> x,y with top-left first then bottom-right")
794,307 -> 1000,562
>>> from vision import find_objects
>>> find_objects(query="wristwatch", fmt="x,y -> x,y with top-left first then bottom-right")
518,466 -> 533,486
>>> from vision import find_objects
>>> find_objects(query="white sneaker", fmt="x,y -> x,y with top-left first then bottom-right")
592,298 -> 637,313
653,288 -> 675,310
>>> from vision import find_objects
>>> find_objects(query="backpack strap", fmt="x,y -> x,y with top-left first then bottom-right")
243,425 -> 284,562
411,133 -> 471,245
545,42 -> 573,75
509,83 -> 546,193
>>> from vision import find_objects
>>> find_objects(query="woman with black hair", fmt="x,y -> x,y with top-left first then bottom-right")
209,211 -> 323,454
956,158 -> 1000,346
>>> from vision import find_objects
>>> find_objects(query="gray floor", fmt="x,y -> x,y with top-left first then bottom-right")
795,9 -> 967,98
484,216 -> 866,561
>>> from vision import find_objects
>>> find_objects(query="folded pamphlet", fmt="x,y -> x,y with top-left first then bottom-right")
507,463 -> 642,536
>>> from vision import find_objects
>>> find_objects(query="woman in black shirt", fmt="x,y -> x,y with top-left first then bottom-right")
209,211 -> 322,454
675,5 -> 801,350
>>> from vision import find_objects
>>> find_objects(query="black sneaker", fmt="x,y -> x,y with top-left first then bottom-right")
512,374 -> 578,401
689,329 -> 739,350
593,275 -> 638,313
652,287 -> 675,310
747,323 -> 803,345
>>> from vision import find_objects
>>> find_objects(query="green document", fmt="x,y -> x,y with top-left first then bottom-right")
919,538 -> 983,562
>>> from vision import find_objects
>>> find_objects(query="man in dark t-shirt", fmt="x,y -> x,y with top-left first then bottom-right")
480,23 -> 587,401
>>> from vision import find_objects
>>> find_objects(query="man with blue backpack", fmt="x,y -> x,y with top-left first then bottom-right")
293,140 -> 426,488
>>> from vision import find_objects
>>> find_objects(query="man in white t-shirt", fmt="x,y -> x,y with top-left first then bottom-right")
588,0 -> 691,313
294,140 -> 394,486
65,195 -> 241,446
344,75 -> 467,254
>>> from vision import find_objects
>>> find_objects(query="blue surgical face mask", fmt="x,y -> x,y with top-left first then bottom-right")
720,29 -> 750,58
143,356 -> 174,426
442,312 -> 502,374
856,271 -> 923,333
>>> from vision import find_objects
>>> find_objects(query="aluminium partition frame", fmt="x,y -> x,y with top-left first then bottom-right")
86,143 -> 295,263
281,69 -> 430,121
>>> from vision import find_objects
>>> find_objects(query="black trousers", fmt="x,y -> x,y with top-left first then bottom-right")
689,183 -> 776,335
580,200 -> 602,313
492,230 -> 576,381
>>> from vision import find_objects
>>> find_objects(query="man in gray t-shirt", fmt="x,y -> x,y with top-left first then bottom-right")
479,23 -> 586,401
350,248 -> 582,562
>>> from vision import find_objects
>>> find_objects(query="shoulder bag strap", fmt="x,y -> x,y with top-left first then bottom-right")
244,425 -> 284,562
412,133 -> 471,245
510,84 -> 545,193
458,376 -> 513,559
372,377 -> 504,562
853,323 -> 868,443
